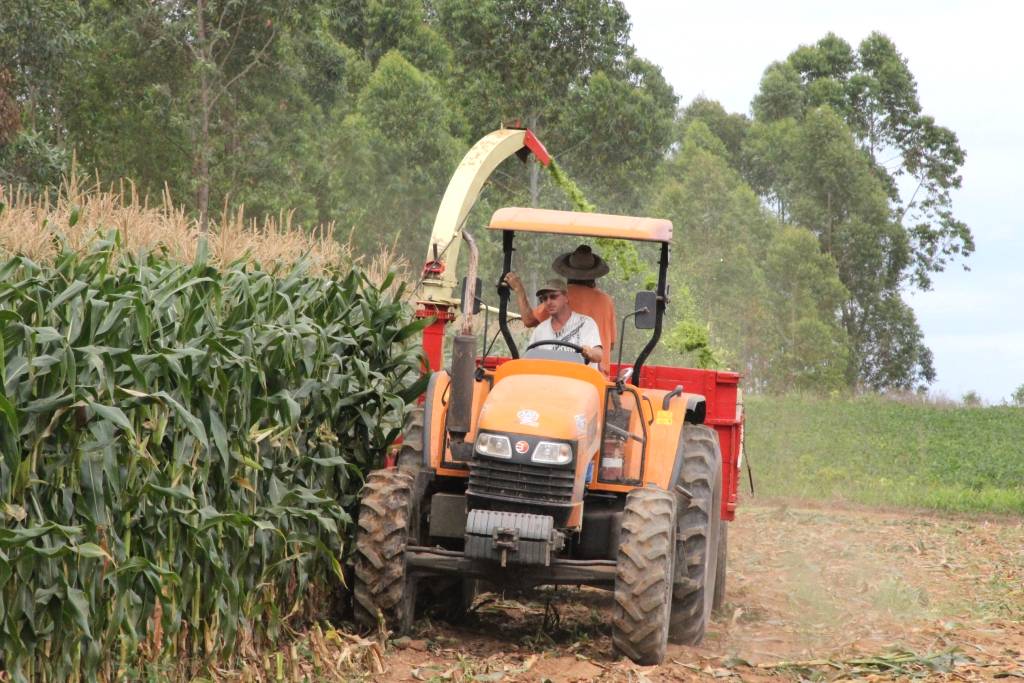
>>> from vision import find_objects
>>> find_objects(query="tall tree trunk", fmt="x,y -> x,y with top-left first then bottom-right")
529,158 -> 540,207
195,0 -> 211,233
825,190 -> 833,255
527,114 -> 540,207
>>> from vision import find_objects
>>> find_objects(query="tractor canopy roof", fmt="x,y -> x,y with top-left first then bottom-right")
488,207 -> 672,243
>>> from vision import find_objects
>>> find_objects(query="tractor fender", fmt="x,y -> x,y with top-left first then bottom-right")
667,422 -> 689,492
422,370 -> 449,468
684,396 -> 706,425
667,398 -> 711,490
623,388 -> 704,491
423,369 -> 494,473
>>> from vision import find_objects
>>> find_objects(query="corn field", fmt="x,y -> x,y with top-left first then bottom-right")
0,235 -> 426,681
0,174 -> 350,272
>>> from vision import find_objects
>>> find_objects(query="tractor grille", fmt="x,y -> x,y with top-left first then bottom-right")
468,459 -> 575,505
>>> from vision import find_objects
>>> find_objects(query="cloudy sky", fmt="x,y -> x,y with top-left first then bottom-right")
622,0 -> 1023,403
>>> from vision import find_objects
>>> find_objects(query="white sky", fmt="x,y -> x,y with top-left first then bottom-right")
623,0 -> 1024,403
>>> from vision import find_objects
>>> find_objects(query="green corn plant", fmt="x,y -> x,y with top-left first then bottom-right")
0,235 -> 428,681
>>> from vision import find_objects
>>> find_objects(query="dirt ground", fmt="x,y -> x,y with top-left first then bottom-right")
371,503 -> 1024,682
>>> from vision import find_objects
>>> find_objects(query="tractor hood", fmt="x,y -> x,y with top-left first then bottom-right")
477,374 -> 601,454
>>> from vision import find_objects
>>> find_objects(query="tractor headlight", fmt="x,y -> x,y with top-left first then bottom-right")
531,441 -> 573,465
475,432 -> 512,459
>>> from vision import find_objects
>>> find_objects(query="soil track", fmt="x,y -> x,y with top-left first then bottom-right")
375,504 -> 1023,682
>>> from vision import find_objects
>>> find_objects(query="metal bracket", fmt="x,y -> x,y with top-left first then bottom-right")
493,527 -> 520,567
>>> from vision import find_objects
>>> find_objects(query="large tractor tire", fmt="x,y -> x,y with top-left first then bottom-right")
353,467 -> 418,634
395,406 -> 424,471
612,486 -> 677,665
713,523 -> 728,612
669,424 -> 723,645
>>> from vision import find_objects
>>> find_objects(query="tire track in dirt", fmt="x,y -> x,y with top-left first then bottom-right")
377,504 -> 1023,682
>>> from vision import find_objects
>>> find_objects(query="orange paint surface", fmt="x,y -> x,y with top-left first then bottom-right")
489,207 -> 672,243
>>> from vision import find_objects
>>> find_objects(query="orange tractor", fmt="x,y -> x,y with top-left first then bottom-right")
353,129 -> 743,665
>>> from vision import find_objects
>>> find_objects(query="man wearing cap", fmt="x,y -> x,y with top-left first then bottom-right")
527,277 -> 603,366
503,245 -> 617,371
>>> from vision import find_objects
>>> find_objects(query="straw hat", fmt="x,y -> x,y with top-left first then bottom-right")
552,245 -> 609,279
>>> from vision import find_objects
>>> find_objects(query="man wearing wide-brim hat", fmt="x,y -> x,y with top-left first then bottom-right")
503,245 -> 617,372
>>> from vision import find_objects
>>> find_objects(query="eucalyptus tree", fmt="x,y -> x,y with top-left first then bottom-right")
745,32 -> 968,390
754,32 -> 972,289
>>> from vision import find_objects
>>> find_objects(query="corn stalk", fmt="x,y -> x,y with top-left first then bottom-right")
0,235 -> 427,681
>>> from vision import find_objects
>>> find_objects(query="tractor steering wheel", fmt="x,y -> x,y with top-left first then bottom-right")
525,339 -> 590,364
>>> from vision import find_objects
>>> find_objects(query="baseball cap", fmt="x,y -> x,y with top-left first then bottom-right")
535,277 -> 568,297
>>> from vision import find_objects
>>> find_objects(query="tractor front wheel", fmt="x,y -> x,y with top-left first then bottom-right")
353,468 -> 418,634
669,424 -> 723,645
612,486 -> 677,665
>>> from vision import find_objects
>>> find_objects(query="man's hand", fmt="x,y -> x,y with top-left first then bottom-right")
581,345 -> 604,365
502,271 -> 525,294
503,271 -> 539,327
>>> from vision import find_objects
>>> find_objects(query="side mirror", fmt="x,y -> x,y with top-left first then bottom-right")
460,276 -> 482,314
634,291 -> 657,330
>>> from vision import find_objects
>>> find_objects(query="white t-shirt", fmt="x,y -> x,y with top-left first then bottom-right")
529,311 -> 602,356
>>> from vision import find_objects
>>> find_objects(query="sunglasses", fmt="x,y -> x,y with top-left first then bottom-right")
537,292 -> 564,302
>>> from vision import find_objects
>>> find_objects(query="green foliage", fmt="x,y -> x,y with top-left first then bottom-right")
652,120 -> 851,389
0,129 -> 70,194
1012,384 -> 1024,408
338,50 -> 465,253
762,227 -> 850,390
0,241 -> 425,680
559,57 -> 677,213
434,0 -> 675,223
679,97 -> 750,165
433,0 -> 631,138
747,395 -> 1024,514
0,0 -> 86,191
545,159 -> 653,287
1,5 -> 971,394
961,390 -> 982,407
547,159 -> 596,213
755,31 -> 971,274
663,319 -> 719,369
742,32 -> 972,390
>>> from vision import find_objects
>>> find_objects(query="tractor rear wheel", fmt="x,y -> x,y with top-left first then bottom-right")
713,523 -> 728,612
669,424 -> 722,645
353,468 -> 418,634
396,406 -> 424,470
612,486 -> 677,665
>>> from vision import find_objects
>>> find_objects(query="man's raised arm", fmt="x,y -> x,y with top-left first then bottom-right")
502,272 -> 539,327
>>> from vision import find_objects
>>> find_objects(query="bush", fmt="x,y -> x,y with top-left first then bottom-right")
0,239 -> 426,680
961,390 -> 982,407
1011,384 -> 1024,407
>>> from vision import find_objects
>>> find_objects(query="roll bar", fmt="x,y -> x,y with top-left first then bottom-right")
496,232 -> 670,374
631,241 -> 670,386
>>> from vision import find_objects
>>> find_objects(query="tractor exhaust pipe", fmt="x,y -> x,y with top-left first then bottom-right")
448,231 -> 478,460
448,335 -> 476,436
